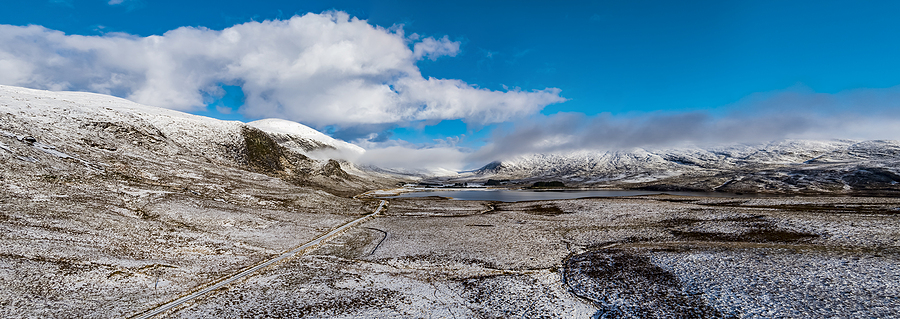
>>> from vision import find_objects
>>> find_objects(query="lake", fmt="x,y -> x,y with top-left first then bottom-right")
382,189 -> 754,202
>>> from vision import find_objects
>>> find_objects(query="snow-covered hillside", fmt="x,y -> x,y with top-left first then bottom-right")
0,84 -> 406,317
0,85 -> 404,195
0,85 -> 246,163
461,140 -> 900,194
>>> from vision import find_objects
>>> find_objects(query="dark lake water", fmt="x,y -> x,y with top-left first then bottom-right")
383,189 -> 753,202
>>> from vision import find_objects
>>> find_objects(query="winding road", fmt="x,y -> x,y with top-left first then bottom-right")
129,200 -> 387,319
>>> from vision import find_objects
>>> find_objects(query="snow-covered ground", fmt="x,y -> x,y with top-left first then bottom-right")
163,196 -> 900,318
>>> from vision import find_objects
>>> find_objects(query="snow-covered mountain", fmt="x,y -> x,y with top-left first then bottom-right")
460,140 -> 900,194
0,85 -> 405,196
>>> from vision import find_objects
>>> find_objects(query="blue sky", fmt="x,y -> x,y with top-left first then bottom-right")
3,1 -> 900,170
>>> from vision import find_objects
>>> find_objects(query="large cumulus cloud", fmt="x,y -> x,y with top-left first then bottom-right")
0,11 -> 565,128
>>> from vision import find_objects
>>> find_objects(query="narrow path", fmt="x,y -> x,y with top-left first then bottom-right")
129,200 -> 387,319
363,227 -> 388,256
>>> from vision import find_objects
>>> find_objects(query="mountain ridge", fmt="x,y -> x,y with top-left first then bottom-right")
453,139 -> 900,195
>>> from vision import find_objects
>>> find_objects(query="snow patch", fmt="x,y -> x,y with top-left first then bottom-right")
32,142 -> 72,159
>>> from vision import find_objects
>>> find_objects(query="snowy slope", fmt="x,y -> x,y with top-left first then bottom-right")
0,85 -> 246,164
0,85 -> 371,164
477,149 -> 687,183
0,84 -> 406,195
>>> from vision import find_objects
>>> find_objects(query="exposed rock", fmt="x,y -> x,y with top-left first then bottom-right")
319,159 -> 350,179
241,126 -> 286,173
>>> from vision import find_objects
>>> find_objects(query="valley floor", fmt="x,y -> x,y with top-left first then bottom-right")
63,195 -> 899,318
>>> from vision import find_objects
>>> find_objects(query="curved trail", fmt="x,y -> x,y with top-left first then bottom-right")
130,200 -> 387,319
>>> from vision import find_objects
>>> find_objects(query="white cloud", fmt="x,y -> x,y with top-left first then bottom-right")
346,135 -> 469,173
48,0 -> 73,7
357,145 -> 469,175
0,12 -> 565,129
412,35 -> 459,61
107,0 -> 143,10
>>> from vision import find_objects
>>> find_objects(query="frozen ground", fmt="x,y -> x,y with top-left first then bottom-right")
0,149 -> 379,318
164,196 -> 899,318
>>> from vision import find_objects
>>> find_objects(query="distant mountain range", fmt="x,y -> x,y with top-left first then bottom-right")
453,140 -> 900,195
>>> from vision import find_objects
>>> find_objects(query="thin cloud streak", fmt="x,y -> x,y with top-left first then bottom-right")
468,85 -> 900,163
